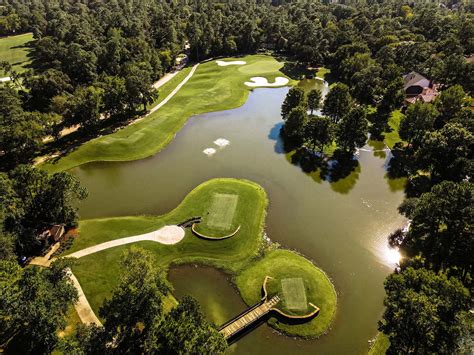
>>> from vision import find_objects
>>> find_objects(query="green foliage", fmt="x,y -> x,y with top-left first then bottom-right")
380,267 -> 470,354
435,85 -> 467,126
1,165 -> 87,256
399,181 -> 473,276
322,83 -> 352,123
399,101 -> 438,149
305,115 -> 334,154
281,87 -> 306,120
307,88 -> 322,115
336,107 -> 368,153
283,106 -> 308,142
0,258 -> 77,353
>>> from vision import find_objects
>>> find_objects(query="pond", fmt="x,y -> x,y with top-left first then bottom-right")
72,82 -> 405,354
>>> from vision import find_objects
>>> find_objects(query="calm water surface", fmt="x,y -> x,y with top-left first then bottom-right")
73,85 -> 405,354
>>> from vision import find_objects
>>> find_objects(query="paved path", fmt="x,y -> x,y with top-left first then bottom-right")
131,63 -> 199,125
68,270 -> 102,325
30,242 -> 60,267
152,71 -> 178,89
66,225 -> 185,259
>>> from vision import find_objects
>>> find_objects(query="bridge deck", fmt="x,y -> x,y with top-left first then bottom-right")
219,295 -> 280,339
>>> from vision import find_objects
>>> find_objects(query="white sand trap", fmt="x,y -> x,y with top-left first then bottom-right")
203,148 -> 217,156
0,77 -> 11,82
244,76 -> 289,87
67,225 -> 185,259
214,138 -> 230,148
216,60 -> 246,66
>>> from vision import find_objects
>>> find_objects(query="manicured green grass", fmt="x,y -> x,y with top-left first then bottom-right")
315,67 -> 330,79
66,178 -> 268,315
235,249 -> 337,338
383,110 -> 404,149
42,55 -> 293,172
66,179 -> 336,337
0,33 -> 34,76
368,333 -> 390,355
281,277 -> 307,311
149,67 -> 192,109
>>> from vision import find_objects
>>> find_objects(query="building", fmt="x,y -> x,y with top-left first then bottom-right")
403,71 -> 439,105
37,224 -> 66,244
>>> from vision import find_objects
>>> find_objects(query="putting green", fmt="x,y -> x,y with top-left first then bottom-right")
42,55 -> 293,172
281,278 -> 308,311
207,193 -> 239,230
65,179 -> 336,338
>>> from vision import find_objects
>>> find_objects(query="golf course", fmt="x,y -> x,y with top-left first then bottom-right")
42,55 -> 293,172
65,178 -> 337,338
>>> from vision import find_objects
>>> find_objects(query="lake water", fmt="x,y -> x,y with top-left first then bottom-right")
72,84 -> 405,354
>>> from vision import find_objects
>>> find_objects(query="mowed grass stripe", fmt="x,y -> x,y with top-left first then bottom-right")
207,193 -> 238,230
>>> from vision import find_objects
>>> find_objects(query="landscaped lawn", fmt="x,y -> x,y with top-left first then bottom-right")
65,179 -> 337,337
0,32 -> 34,76
235,249 -> 337,338
42,55 -> 293,172
66,178 -> 268,318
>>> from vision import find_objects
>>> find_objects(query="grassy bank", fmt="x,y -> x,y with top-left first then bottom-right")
66,178 -> 268,314
43,55 -> 292,172
0,33 -> 34,76
236,249 -> 337,338
368,333 -> 390,354
66,179 -> 336,338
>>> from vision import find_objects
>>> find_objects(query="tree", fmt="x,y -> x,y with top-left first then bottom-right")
157,296 -> 227,354
380,267 -> 470,354
322,83 -> 352,123
0,87 -> 46,166
99,247 -> 172,352
100,75 -> 128,117
124,62 -> 158,112
399,101 -> 438,149
416,122 -> 473,182
24,69 -> 72,112
0,258 -> 77,353
398,181 -> 473,277
307,89 -> 322,115
1,165 -> 87,256
305,115 -> 334,154
65,86 -> 104,130
435,85 -> 466,127
336,107 -> 368,153
281,87 -> 306,120
282,106 -> 308,143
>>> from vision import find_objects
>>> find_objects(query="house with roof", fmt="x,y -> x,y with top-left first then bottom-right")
403,71 -> 439,105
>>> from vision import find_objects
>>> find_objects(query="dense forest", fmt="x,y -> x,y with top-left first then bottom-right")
0,0 -> 473,354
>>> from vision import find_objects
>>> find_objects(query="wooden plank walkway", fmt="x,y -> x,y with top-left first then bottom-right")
219,295 -> 280,339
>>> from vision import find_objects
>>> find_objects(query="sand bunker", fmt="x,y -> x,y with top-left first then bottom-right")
244,77 -> 289,87
216,60 -> 246,66
203,148 -> 217,156
214,138 -> 230,148
0,77 -> 11,82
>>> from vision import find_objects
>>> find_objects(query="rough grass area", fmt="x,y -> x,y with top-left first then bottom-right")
42,55 -> 293,172
383,110 -> 404,149
281,278 -> 308,311
0,33 -> 34,76
235,249 -> 337,338
65,178 -> 268,316
368,333 -> 390,355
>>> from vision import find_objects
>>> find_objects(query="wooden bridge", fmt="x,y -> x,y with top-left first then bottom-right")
218,295 -> 281,339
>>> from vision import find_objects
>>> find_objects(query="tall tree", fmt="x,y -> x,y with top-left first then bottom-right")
336,107 -> 368,153
399,101 -> 438,149
305,115 -> 334,154
380,267 -> 470,354
307,88 -> 322,115
281,87 -> 306,120
322,83 -> 352,123
282,106 -> 308,143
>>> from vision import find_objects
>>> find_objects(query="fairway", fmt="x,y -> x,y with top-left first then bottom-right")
0,33 -> 34,76
281,278 -> 308,311
206,193 -> 238,230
